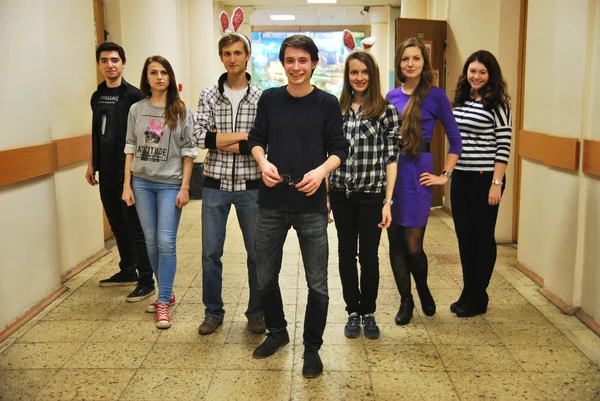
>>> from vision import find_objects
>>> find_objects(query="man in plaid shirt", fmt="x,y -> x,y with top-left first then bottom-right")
194,33 -> 264,335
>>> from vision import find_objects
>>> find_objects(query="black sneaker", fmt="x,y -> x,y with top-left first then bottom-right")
99,272 -> 138,287
126,284 -> 156,303
344,313 -> 361,338
302,349 -> 323,378
252,329 -> 290,359
362,314 -> 380,340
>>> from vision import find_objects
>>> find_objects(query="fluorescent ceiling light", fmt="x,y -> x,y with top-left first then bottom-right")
307,0 -> 338,3
270,14 -> 296,21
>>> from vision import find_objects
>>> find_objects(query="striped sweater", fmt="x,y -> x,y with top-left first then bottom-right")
452,100 -> 512,172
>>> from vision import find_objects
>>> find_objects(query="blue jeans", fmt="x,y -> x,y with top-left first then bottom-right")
132,176 -> 182,303
255,208 -> 329,351
202,187 -> 262,319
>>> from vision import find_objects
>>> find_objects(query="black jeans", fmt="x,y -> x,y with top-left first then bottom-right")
98,173 -> 154,287
255,208 -> 329,351
330,191 -> 383,315
450,170 -> 504,297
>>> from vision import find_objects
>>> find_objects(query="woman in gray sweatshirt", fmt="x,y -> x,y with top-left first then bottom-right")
123,55 -> 198,329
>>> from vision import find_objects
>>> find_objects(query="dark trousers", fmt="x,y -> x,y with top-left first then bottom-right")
98,173 -> 154,287
255,208 -> 329,351
330,191 -> 383,315
450,170 -> 504,298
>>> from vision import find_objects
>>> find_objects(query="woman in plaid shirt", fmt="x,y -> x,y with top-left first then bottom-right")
329,51 -> 401,340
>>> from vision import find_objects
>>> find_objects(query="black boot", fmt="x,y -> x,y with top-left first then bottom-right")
416,284 -> 436,316
456,291 -> 489,318
450,288 -> 470,313
252,329 -> 290,358
395,295 -> 414,325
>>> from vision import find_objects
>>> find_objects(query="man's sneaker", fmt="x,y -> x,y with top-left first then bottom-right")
362,314 -> 380,340
252,329 -> 290,359
126,284 -> 156,303
302,349 -> 323,378
155,303 -> 172,329
247,316 -> 266,334
145,293 -> 176,313
344,312 -> 361,338
99,272 -> 138,287
198,316 -> 223,335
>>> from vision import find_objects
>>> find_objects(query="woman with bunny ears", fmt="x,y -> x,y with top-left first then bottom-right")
328,31 -> 401,340
122,55 -> 197,329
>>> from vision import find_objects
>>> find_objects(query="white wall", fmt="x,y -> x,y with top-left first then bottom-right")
518,0 -> 599,320
0,0 -> 105,330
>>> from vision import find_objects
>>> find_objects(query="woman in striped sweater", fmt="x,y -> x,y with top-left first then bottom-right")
450,50 -> 512,317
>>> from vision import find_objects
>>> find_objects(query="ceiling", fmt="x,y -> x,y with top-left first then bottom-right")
216,0 -> 402,26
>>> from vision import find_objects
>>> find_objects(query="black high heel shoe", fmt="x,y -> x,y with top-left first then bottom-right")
416,285 -> 436,316
456,292 -> 489,318
450,289 -> 470,313
395,295 -> 414,325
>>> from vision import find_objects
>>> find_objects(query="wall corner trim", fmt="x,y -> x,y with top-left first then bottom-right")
582,139 -> 600,177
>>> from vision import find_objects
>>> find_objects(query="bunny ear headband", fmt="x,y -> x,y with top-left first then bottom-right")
343,29 -> 376,52
219,7 -> 250,50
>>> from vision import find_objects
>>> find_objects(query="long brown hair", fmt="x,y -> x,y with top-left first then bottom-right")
394,38 -> 433,158
140,55 -> 186,130
339,51 -> 387,120
453,50 -> 510,110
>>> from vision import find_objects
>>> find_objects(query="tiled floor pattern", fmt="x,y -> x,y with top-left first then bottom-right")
1,204 -> 599,400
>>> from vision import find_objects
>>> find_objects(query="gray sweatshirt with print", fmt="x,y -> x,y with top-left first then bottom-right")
124,99 -> 198,184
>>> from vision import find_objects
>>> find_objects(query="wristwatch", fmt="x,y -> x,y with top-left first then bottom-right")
441,170 -> 452,179
492,179 -> 503,185
383,199 -> 394,205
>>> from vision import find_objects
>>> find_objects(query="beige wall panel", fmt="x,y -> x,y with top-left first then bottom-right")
516,159 -> 548,277
0,178 -> 61,330
581,179 -> 600,318
119,0 -> 181,89
542,169 -> 579,305
0,0 -> 50,150
54,164 -> 105,276
45,0 -> 96,140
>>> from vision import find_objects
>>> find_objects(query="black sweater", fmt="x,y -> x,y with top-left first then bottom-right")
248,86 -> 349,213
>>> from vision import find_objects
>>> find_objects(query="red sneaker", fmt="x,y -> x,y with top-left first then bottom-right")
155,303 -> 172,329
145,292 -> 176,313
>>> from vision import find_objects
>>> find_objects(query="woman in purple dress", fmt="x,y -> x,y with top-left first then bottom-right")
386,38 -> 461,325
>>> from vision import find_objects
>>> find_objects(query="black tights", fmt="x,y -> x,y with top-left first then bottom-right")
387,224 -> 430,301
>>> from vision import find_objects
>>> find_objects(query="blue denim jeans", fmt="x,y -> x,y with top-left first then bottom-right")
132,176 -> 182,303
202,187 -> 262,320
255,208 -> 329,350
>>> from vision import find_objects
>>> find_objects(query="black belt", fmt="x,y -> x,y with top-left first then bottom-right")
204,176 -> 261,190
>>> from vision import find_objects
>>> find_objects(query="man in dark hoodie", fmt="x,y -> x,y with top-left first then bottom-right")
86,42 -> 155,301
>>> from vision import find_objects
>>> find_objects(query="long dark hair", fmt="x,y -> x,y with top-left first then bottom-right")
394,37 -> 433,158
140,55 -> 186,130
453,50 -> 510,110
339,51 -> 387,120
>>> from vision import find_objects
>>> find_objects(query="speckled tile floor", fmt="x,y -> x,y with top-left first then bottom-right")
1,204 -> 599,400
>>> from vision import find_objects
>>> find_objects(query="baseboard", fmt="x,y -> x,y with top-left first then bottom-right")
441,205 -> 452,216
515,260 -> 544,286
575,309 -> 600,337
0,285 -> 69,342
538,287 -> 580,315
61,248 -> 109,284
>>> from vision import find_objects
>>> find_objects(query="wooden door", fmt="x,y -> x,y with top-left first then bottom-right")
395,19 -> 448,207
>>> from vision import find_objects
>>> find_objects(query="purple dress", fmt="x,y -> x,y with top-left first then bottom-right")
386,86 -> 461,228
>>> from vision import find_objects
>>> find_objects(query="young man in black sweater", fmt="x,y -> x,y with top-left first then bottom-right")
248,35 -> 349,378
87,42 -> 155,301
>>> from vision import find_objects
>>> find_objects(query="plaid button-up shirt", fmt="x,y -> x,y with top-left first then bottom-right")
329,103 -> 401,194
194,73 -> 262,191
